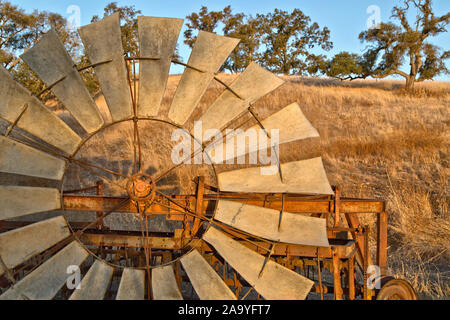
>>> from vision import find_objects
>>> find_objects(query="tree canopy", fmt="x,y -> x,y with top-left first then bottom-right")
322,0 -> 449,91
184,6 -> 333,74
0,1 -> 447,97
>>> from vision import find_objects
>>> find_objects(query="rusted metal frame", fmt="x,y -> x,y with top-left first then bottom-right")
316,248 -> 324,300
334,187 -> 341,228
345,213 -> 374,268
310,285 -> 362,296
348,255 -> 356,300
63,194 -> 385,215
332,248 -> 343,300
37,75 -> 67,97
363,225 -> 370,300
77,59 -> 113,72
377,211 -> 388,274
77,232 -> 357,275
4,103 -> 28,137
138,208 -> 152,300
96,181 -> 105,230
192,176 -> 205,236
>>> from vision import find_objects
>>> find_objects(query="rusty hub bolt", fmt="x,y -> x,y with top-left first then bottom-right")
127,173 -> 156,204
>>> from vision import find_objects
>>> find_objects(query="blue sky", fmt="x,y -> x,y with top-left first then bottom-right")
12,0 -> 450,80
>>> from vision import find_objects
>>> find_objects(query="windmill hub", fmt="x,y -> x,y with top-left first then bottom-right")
127,173 -> 156,203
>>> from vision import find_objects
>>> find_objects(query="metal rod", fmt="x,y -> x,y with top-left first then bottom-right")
278,194 -> 285,231
171,59 -> 206,73
213,76 -> 244,100
5,103 -> 28,137
258,244 -> 275,278
125,56 -> 160,61
37,76 -> 66,97
317,248 -> 324,300
77,59 -> 113,72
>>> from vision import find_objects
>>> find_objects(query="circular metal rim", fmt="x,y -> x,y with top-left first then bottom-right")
376,278 -> 418,300
59,117 -> 220,271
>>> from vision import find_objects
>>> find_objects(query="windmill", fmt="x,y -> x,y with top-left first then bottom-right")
0,14 -> 416,300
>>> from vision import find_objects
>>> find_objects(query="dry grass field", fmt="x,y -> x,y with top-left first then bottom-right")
38,74 -> 450,299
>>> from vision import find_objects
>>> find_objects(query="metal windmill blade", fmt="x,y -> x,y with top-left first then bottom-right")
137,17 -> 183,118
168,31 -> 240,126
21,29 -> 104,134
0,66 -> 82,154
203,227 -> 314,300
78,13 -> 133,122
205,102 -> 320,164
0,13 -> 409,303
0,241 -> 89,300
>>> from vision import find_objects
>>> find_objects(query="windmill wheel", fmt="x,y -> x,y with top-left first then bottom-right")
0,13 -> 334,300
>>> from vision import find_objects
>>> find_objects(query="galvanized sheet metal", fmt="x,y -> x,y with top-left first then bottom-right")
206,102 -> 319,163
0,216 -> 70,276
152,265 -> 183,300
0,136 -> 65,180
218,158 -> 334,195
214,200 -> 329,247
69,260 -> 114,300
203,227 -> 314,300
138,17 -> 183,117
180,250 -> 236,300
79,13 -> 133,122
0,66 -> 82,154
116,268 -> 146,300
21,29 -> 104,134
197,62 -> 284,135
168,31 -> 239,125
0,186 -> 60,221
0,241 -> 89,300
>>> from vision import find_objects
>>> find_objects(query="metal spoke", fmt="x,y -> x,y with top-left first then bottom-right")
76,161 -> 127,192
125,56 -> 144,174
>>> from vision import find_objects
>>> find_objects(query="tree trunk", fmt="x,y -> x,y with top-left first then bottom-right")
405,76 -> 415,93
